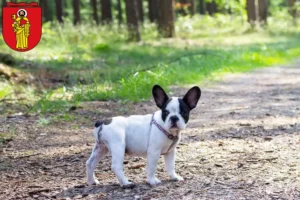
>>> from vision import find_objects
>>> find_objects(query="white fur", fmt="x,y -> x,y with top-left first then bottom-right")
86,98 -> 186,187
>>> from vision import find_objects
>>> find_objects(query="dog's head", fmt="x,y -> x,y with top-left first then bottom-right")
152,85 -> 201,131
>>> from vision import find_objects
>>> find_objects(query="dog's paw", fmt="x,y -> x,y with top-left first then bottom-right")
87,179 -> 100,186
147,177 -> 162,186
171,175 -> 184,182
121,182 -> 136,189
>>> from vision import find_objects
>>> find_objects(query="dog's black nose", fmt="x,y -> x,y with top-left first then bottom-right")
170,115 -> 179,123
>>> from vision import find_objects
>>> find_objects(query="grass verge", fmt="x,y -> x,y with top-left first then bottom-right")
0,14 -> 300,114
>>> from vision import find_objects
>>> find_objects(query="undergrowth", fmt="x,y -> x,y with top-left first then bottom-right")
0,14 -> 300,114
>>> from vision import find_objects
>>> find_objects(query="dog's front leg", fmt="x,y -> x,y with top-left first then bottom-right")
146,150 -> 162,185
164,149 -> 184,181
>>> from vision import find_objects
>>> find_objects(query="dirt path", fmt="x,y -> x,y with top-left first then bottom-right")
1,63 -> 300,200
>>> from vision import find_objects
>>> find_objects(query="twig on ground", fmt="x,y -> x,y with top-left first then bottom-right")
0,93 -> 27,103
28,188 -> 50,196
0,98 -> 16,103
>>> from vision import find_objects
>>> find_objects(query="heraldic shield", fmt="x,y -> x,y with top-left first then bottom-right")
2,2 -> 42,52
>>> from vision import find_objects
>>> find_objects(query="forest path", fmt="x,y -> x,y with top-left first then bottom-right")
1,63 -> 300,199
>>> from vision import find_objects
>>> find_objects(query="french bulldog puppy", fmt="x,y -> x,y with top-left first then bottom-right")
86,85 -> 201,188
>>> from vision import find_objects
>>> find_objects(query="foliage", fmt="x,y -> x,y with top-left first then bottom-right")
0,12 -> 300,114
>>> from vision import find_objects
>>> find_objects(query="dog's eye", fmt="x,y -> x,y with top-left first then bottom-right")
181,111 -> 187,116
163,110 -> 169,116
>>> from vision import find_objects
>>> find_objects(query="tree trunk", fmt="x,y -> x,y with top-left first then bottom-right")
90,0 -> 99,25
125,0 -> 141,41
189,0 -> 195,16
117,0 -> 123,25
101,0 -> 113,24
1,0 -> 7,26
206,0 -> 217,15
148,0 -> 159,22
246,0 -> 256,24
39,0 -> 52,22
72,0 -> 80,25
258,0 -> 268,24
137,0 -> 144,23
198,0 -> 205,14
158,0 -> 175,38
2,0 -> 6,5
288,0 -> 297,19
55,0 -> 64,23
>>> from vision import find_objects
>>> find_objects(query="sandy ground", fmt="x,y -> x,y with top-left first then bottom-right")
0,63 -> 300,200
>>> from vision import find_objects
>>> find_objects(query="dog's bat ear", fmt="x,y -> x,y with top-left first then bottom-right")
152,85 -> 169,109
183,86 -> 201,110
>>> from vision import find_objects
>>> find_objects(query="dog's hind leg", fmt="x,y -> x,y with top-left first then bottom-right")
86,143 -> 108,185
110,143 -> 135,188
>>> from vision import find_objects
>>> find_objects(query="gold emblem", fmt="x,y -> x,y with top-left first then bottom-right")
11,9 -> 30,49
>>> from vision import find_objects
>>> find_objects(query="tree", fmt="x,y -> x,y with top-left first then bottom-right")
1,0 -> 7,26
198,0 -> 205,15
90,0 -> 99,25
2,0 -> 7,7
288,0 -> 298,22
39,0 -> 52,22
55,0 -> 63,23
101,0 -> 113,24
189,0 -> 195,16
137,0 -> 144,23
125,0 -> 141,41
148,0 -> 159,22
158,0 -> 175,38
246,0 -> 256,24
72,0 -> 80,25
258,0 -> 268,24
206,0 -> 217,15
117,0 -> 123,25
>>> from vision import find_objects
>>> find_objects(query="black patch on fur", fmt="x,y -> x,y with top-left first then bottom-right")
178,98 -> 191,123
152,85 -> 169,109
183,86 -> 201,110
95,118 -> 112,127
161,98 -> 172,122
125,147 -> 130,154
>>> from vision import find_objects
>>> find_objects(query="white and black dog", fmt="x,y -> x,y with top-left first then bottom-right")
86,85 -> 201,188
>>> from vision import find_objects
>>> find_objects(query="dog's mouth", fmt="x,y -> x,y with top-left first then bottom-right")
170,124 -> 178,129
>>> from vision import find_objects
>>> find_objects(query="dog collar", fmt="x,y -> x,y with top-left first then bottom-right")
151,113 -> 178,141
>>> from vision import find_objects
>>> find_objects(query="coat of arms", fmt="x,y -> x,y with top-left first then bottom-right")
2,2 -> 42,52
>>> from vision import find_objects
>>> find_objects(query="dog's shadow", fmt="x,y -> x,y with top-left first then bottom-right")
56,181 -> 175,199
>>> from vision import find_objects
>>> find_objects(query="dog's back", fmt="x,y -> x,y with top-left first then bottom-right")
94,114 -> 152,156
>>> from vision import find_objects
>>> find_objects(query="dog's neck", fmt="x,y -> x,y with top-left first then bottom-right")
169,128 -> 180,136
152,110 -> 184,139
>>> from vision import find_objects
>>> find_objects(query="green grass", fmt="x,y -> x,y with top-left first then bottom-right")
1,14 -> 300,114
